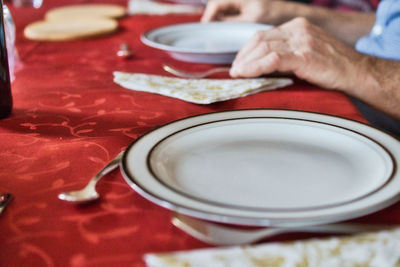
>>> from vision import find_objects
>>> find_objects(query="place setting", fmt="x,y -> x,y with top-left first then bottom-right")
57,108 -> 400,246
54,108 -> 400,266
129,110 -> 399,266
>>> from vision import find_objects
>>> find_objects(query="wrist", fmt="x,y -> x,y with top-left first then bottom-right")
348,55 -> 380,100
346,55 -> 400,119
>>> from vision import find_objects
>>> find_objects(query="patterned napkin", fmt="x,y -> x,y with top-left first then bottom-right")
128,0 -> 202,15
113,72 -> 293,104
145,227 -> 400,267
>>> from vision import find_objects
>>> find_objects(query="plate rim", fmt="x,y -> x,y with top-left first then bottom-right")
120,109 -> 400,226
146,116 -> 395,212
141,22 -> 273,54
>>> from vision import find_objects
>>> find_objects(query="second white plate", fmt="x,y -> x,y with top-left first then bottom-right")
141,22 -> 273,64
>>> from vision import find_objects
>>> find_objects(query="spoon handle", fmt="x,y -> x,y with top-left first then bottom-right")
204,67 -> 231,76
172,212 -> 397,246
90,151 -> 124,186
163,64 -> 230,78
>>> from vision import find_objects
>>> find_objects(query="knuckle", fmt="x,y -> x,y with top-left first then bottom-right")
296,46 -> 313,62
268,51 -> 281,67
258,41 -> 270,54
253,30 -> 266,42
292,17 -> 314,35
292,17 -> 310,27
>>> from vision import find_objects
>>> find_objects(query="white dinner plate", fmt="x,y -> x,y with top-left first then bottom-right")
121,110 -> 400,227
141,22 -> 272,64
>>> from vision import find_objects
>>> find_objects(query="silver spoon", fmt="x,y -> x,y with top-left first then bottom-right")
0,193 -> 13,215
163,64 -> 230,79
117,43 -> 134,59
58,151 -> 124,203
172,212 -> 396,246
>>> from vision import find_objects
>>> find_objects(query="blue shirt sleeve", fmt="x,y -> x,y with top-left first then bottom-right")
356,0 -> 400,60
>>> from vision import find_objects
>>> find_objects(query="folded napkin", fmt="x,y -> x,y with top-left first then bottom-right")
128,0 -> 202,15
113,72 -> 293,104
145,227 -> 400,267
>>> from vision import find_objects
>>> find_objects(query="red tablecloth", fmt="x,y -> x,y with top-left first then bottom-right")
1,1 -> 399,266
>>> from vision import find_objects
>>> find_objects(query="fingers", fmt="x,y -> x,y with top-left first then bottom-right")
234,28 -> 286,62
231,52 -> 280,77
234,32 -> 263,62
231,52 -> 299,78
201,1 -> 219,22
230,28 -> 297,77
201,0 -> 240,22
236,39 -> 289,65
229,17 -> 354,92
230,20 -> 304,78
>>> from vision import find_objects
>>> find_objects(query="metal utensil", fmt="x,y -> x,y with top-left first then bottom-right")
172,212 -> 395,246
0,193 -> 12,215
163,64 -> 230,79
58,151 -> 124,203
117,43 -> 134,59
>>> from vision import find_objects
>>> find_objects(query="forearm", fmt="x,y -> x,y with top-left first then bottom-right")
306,8 -> 375,45
347,56 -> 400,120
268,1 -> 375,45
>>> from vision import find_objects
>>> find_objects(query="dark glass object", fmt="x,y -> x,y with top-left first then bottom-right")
0,0 -> 12,119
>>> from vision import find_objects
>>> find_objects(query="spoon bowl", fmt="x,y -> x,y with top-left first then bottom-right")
58,186 -> 100,202
0,193 -> 13,215
58,151 -> 124,203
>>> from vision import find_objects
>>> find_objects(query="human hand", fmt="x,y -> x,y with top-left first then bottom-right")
201,0 -> 286,25
230,17 -> 365,91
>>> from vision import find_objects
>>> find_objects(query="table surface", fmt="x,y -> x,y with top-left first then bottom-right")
1,0 -> 400,266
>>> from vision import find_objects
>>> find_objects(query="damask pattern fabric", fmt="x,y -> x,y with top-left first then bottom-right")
0,0 -> 388,266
